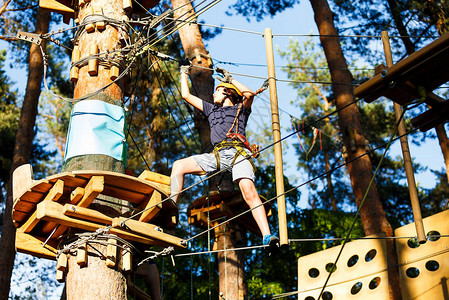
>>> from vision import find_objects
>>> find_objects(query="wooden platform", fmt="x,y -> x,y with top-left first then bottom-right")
13,165 -> 184,260
354,32 -> 449,131
187,190 -> 272,237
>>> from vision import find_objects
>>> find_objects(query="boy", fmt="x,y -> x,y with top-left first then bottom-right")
169,66 -> 279,249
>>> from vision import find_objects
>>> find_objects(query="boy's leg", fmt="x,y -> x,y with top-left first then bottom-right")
170,157 -> 204,203
238,178 -> 271,237
135,262 -> 161,300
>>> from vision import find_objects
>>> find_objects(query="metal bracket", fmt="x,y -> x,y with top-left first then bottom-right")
16,32 -> 42,46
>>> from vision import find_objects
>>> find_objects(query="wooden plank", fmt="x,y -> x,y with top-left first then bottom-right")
112,217 -> 186,248
35,180 -> 66,234
70,187 -> 85,204
12,210 -> 28,223
13,200 -> 36,213
106,238 -> 117,267
63,204 -> 113,224
57,253 -> 68,271
16,190 -> 45,205
12,164 -> 34,202
138,190 -> 162,223
15,231 -> 57,260
138,170 -> 171,185
48,173 -> 87,189
77,176 -> 104,207
138,170 -> 171,195
18,211 -> 40,234
46,171 -> 169,204
56,270 -> 65,283
77,242 -> 88,267
39,0 -> 74,14
45,180 -> 65,202
121,246 -> 132,272
36,200 -> 184,247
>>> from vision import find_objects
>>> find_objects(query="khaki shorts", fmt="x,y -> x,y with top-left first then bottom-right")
192,148 -> 255,182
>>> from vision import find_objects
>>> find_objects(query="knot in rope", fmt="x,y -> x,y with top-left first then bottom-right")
139,246 -> 176,267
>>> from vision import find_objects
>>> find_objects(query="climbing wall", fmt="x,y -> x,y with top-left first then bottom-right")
394,209 -> 449,300
297,233 -> 389,300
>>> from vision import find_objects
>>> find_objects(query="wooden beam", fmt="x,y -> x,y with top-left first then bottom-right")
138,190 -> 162,223
45,179 -> 65,202
138,170 -> 170,185
77,242 -> 88,267
39,0 -> 74,14
36,200 -> 183,247
12,210 -> 28,223
106,238 -> 117,268
63,204 -> 113,224
57,253 -> 68,271
112,217 -> 186,248
77,175 -> 104,207
39,179 -> 67,234
138,170 -> 170,195
189,203 -> 222,217
121,246 -> 132,273
70,187 -> 85,204
18,180 -> 65,233
13,200 -> 35,214
15,231 -> 58,260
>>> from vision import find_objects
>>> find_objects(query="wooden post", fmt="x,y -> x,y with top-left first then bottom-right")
63,0 -> 128,298
215,223 -> 246,300
264,28 -> 288,246
381,31 -> 426,244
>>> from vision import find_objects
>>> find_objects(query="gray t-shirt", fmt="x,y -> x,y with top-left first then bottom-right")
202,101 -> 251,147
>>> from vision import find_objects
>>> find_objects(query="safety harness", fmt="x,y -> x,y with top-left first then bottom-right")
212,103 -> 260,172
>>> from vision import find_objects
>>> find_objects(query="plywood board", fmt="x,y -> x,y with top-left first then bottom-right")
15,231 -> 57,260
297,233 -> 389,300
394,209 -> 449,300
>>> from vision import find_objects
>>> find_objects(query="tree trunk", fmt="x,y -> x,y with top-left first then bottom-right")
0,8 -> 50,299
309,0 -> 401,299
63,0 -> 127,298
65,244 -> 127,299
215,223 -> 246,300
435,124 -> 449,183
171,0 -> 214,152
385,0 -> 415,54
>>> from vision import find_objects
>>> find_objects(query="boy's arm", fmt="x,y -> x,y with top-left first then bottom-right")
229,78 -> 255,109
215,67 -> 255,109
180,67 -> 203,111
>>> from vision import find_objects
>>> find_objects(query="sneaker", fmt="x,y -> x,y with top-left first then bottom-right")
263,235 -> 280,256
263,234 -> 280,246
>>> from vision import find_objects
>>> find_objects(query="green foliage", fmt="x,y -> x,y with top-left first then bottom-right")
226,0 -> 298,21
421,168 -> 449,217
278,37 -> 358,210
410,0 -> 449,35
0,49 -> 19,204
0,1 -> 62,65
